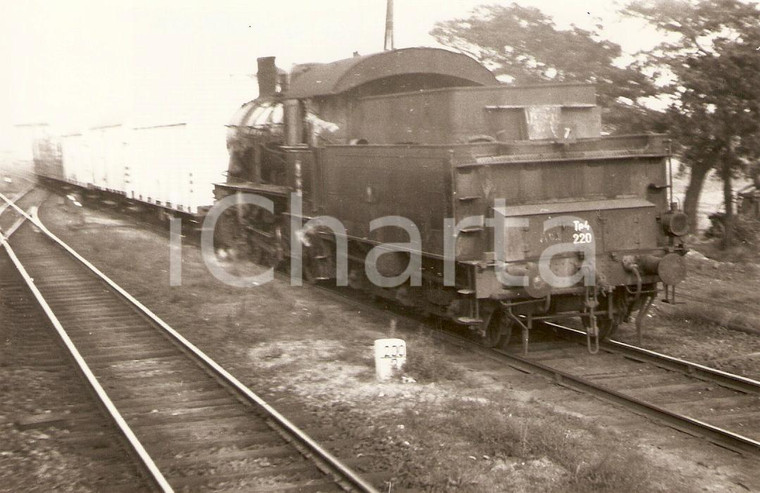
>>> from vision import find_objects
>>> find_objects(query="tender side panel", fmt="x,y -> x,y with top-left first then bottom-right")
480,199 -> 660,298
465,157 -> 667,206
317,146 -> 455,254
452,154 -> 667,266
351,84 -> 599,145
350,91 -> 454,145
496,199 -> 658,262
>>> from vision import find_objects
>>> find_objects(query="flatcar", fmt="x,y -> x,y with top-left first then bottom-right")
215,47 -> 688,351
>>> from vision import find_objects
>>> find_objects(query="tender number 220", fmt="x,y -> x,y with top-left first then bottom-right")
573,232 -> 593,244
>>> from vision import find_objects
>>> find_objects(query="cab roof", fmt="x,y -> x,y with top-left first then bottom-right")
284,47 -> 498,99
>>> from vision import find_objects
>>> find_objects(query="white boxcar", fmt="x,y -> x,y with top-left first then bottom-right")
128,122 -> 228,214
31,137 -> 63,180
50,120 -> 227,215
89,124 -> 128,193
60,133 -> 93,186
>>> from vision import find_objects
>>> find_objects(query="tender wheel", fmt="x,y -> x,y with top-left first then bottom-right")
248,224 -> 286,269
301,244 -> 323,284
270,224 -> 287,270
302,254 -> 320,284
249,242 -> 265,265
300,233 -> 335,284
214,212 -> 237,249
483,312 -> 513,348
597,317 -> 619,341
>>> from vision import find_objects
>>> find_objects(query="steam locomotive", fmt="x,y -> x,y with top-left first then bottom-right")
214,47 -> 688,350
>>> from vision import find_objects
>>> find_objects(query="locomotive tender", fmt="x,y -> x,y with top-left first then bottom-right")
216,47 -> 688,350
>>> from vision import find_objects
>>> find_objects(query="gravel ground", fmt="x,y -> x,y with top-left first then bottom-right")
6,194 -> 757,492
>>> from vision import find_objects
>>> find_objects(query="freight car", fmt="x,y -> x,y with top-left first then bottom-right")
214,47 -> 688,351
32,121 -> 228,222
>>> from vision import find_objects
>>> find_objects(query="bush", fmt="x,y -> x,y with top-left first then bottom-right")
731,213 -> 760,244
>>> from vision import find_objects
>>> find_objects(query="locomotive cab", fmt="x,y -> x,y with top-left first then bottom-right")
223,48 -> 501,188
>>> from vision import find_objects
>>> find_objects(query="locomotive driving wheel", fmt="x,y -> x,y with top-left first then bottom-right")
483,311 -> 513,349
302,253 -> 322,284
214,211 -> 245,258
301,234 -> 331,284
251,223 -> 286,269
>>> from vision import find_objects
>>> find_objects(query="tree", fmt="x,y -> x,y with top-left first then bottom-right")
623,0 -> 760,246
430,3 -> 662,134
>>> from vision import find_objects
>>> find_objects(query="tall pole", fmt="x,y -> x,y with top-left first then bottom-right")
384,0 -> 394,51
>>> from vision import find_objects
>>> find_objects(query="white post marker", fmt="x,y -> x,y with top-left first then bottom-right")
373,338 -> 406,381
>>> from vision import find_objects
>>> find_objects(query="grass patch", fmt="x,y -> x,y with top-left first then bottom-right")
655,304 -> 722,330
693,215 -> 760,264
400,330 -> 463,383
656,302 -> 760,335
694,241 -> 759,264
334,340 -> 375,368
384,398 -> 653,492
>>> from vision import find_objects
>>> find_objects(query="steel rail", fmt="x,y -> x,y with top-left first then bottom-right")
0,201 -> 173,493
0,185 -> 35,219
433,329 -> 760,456
4,210 -> 33,239
302,280 -> 760,456
291,272 -> 760,456
0,188 -> 46,240
0,193 -> 379,493
261,245 -> 760,458
545,322 -> 760,395
496,349 -> 760,456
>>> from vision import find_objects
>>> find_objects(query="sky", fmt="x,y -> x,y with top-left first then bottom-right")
1,0 -> 658,151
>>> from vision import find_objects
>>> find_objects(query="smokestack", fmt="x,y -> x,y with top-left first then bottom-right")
257,56 -> 277,98
384,0 -> 394,51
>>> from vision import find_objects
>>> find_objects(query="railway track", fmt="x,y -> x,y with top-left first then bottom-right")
0,193 -> 379,493
13,188 -> 759,481
454,324 -> 760,456
1,188 -> 154,491
302,274 -> 760,458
